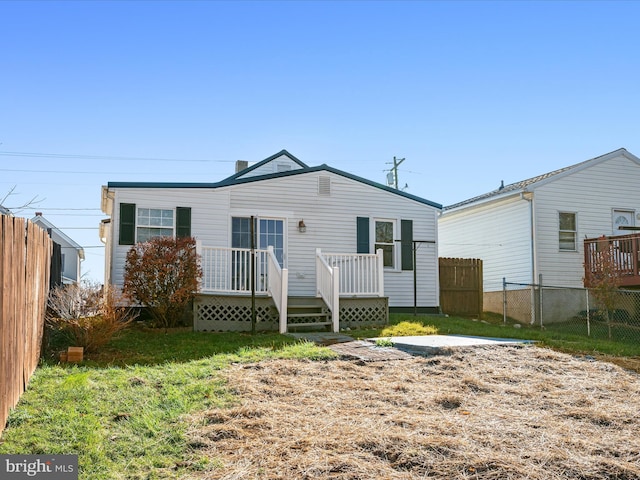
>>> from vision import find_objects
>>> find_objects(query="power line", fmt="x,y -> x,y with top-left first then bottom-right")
0,167 -> 212,175
22,207 -> 101,211
0,150 -> 236,163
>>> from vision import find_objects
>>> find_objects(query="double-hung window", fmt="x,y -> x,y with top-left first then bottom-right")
357,217 -> 412,270
137,208 -> 174,242
118,203 -> 191,245
559,212 -> 577,251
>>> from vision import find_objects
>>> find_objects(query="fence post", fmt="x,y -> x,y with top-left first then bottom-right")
502,277 -> 507,324
539,273 -> 543,328
586,288 -> 591,337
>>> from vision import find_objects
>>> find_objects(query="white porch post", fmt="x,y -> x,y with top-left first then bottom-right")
376,248 -> 384,297
315,248 -> 322,296
332,266 -> 340,333
196,240 -> 203,291
279,267 -> 289,334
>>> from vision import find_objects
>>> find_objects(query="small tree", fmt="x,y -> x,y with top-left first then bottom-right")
589,237 -> 622,339
123,236 -> 202,329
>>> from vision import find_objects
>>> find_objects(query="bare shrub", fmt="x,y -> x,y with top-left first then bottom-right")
47,282 -> 137,353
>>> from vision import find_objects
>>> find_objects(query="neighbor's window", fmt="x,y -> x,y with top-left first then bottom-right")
375,220 -> 395,267
559,212 -> 576,251
137,208 -> 174,242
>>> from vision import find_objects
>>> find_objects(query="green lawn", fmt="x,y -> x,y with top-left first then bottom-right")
1,315 -> 638,479
0,330 -> 336,479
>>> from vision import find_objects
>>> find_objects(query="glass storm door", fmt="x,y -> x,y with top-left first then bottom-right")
231,217 -> 285,290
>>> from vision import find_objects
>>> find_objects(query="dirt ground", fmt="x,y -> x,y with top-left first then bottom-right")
185,345 -> 640,479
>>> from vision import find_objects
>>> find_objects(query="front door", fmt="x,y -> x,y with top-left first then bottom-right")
231,217 -> 285,290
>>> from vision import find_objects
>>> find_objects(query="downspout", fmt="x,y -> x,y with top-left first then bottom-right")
521,191 -> 536,324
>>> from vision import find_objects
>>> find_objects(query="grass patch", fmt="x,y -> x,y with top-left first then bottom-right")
380,320 -> 438,337
0,328 -> 336,478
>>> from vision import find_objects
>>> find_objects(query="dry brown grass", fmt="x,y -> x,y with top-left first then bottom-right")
185,346 -> 640,479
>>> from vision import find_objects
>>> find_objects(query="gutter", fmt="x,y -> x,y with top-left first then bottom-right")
521,190 -> 537,324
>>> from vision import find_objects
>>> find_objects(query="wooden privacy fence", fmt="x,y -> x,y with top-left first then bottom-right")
439,257 -> 483,318
0,215 -> 52,436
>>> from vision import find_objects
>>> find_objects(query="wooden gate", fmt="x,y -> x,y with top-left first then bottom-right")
439,258 -> 483,318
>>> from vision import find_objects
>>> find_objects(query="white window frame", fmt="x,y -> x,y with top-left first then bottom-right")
558,211 -> 577,252
136,207 -> 175,243
373,218 -> 397,269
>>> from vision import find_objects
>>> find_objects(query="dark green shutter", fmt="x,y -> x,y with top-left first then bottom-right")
119,203 -> 136,245
401,219 -> 413,271
356,217 -> 370,254
176,207 -> 191,238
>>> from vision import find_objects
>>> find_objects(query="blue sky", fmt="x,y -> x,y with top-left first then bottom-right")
2,1 -> 639,282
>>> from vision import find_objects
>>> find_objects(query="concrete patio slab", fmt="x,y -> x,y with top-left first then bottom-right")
370,334 -> 535,355
287,332 -> 534,361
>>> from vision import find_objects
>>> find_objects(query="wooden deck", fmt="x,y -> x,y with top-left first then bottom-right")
584,233 -> 640,288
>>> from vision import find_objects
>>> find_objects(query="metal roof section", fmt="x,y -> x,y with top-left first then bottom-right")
443,148 -> 636,212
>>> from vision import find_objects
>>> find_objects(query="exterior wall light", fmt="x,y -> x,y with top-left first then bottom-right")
298,220 -> 306,233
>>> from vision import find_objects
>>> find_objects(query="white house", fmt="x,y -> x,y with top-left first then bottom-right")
100,150 -> 442,332
438,148 -> 640,320
31,213 -> 85,285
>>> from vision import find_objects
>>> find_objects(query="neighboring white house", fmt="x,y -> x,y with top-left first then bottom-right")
438,148 -> 640,320
31,212 -> 85,285
100,150 -> 442,332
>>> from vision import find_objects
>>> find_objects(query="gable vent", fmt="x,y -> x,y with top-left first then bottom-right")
318,176 -> 331,196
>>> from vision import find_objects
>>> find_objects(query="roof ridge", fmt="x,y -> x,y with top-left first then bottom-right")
444,148 -> 629,211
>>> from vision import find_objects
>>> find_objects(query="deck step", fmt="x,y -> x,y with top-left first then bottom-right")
287,321 -> 333,328
287,312 -> 329,318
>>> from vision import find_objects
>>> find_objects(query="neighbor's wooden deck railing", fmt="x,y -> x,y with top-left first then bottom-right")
584,233 -> 640,288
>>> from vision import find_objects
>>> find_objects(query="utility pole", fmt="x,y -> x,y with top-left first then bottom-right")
388,156 -> 405,189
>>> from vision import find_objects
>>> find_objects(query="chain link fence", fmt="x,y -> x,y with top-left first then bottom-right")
501,279 -> 640,344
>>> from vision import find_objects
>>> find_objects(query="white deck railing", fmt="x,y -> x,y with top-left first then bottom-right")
316,249 -> 339,332
197,243 -> 384,334
323,249 -> 384,297
197,243 -> 270,294
266,246 -> 289,334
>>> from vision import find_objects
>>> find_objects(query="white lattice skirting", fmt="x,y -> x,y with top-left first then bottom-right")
194,294 -> 389,332
339,297 -> 389,328
194,295 -> 278,332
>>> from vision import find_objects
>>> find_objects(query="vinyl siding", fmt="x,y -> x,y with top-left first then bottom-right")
107,172 -> 440,307
109,187 -> 228,289
439,195 -> 532,291
533,154 -> 640,287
